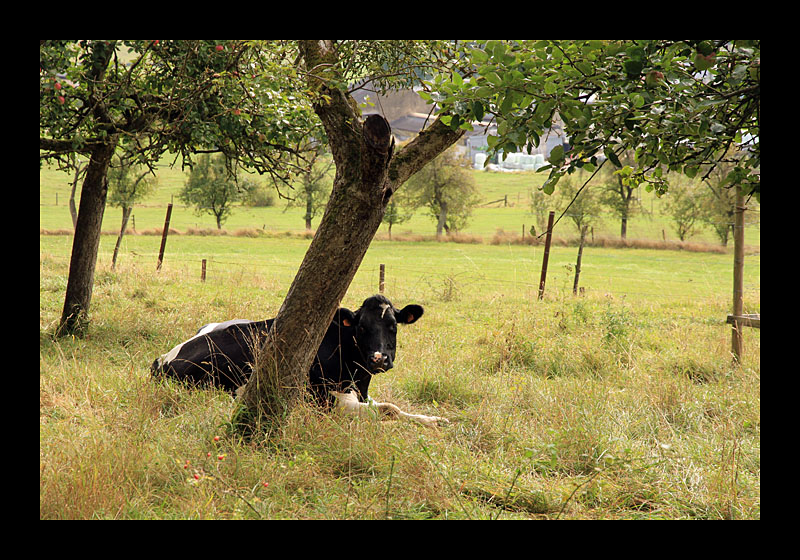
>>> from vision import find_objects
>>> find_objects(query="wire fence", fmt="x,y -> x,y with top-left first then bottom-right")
41,241 -> 760,312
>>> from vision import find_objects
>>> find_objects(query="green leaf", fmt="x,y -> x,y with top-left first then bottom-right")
471,48 -> 488,64
605,149 -> 622,168
548,144 -> 564,165
484,72 -> 502,86
542,173 -> 560,195
472,100 -> 484,121
500,92 -> 513,113
624,59 -> 644,77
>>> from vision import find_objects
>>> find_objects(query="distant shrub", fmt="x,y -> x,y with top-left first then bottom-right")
244,184 -> 277,207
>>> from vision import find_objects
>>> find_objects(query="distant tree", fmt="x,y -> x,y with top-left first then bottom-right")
242,179 -> 277,208
107,153 -> 157,268
283,144 -> 335,230
180,154 -> 242,229
382,191 -> 414,239
529,186 -> 554,237
556,173 -> 603,294
696,150 -> 758,246
662,177 -> 703,241
597,152 -> 644,239
404,146 -> 479,237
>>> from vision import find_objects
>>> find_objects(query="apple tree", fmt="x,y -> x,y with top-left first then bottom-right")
425,40 -> 760,202
40,40 -> 317,335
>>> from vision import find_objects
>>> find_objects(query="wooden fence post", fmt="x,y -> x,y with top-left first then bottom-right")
538,211 -> 555,300
156,203 -> 173,271
731,188 -> 745,363
201,259 -> 207,282
379,264 -> 385,294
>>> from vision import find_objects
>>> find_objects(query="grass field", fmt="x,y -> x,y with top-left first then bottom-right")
40,222 -> 760,518
40,153 -> 760,519
39,159 -> 761,247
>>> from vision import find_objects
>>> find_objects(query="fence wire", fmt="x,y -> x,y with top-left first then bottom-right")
40,245 -> 760,311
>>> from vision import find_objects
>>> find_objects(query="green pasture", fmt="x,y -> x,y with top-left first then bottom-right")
38,233 -> 760,311
39,160 -> 761,246
40,157 -> 760,519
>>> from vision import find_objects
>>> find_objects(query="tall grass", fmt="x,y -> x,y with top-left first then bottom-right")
40,236 -> 759,519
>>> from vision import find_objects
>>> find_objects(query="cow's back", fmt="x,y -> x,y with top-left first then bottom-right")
152,317 -> 362,400
152,319 -> 272,392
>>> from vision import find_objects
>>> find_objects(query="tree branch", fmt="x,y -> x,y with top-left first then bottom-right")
387,116 -> 465,190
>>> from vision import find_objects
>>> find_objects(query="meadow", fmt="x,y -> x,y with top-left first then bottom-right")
39,160 -> 760,247
40,162 -> 760,519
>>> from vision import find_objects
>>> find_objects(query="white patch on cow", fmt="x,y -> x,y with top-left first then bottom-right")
196,322 -> 221,336
158,328 -> 211,368
330,390 -> 448,427
379,303 -> 390,318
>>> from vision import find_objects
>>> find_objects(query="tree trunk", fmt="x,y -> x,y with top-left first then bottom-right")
436,200 -> 448,238
58,139 -> 118,336
573,226 -> 587,295
111,205 -> 133,270
69,157 -> 85,230
305,193 -> 313,230
235,40 -> 464,432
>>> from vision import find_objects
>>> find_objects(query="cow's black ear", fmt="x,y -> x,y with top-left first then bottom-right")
335,308 -> 356,328
396,304 -> 423,324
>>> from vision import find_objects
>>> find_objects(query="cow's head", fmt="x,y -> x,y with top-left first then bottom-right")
340,295 -> 423,375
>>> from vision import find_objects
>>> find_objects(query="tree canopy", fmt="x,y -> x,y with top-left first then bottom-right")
421,40 -> 759,200
40,40 -> 318,183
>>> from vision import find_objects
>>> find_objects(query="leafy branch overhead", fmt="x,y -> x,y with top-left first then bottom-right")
420,40 -> 759,201
40,40 -> 320,188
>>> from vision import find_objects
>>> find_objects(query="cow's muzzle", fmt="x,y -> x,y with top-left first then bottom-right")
369,351 -> 391,372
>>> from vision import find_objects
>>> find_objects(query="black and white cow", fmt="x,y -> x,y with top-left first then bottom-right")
150,295 -> 447,425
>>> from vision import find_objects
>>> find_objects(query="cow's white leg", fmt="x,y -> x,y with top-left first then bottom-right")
331,391 -> 448,427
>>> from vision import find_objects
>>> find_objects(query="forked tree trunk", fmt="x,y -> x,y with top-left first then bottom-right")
234,40 -> 464,432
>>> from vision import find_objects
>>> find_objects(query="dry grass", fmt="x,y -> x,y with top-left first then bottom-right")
40,242 -> 759,519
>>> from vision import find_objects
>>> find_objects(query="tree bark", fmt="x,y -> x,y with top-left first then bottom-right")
58,139 -> 118,335
69,157 -> 85,230
573,226 -> 586,295
111,205 -> 133,270
235,40 -> 464,431
436,200 -> 448,239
